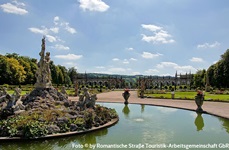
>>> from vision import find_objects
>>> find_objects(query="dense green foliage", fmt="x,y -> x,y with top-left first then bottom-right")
207,49 -> 229,88
191,49 -> 229,89
0,53 -> 77,86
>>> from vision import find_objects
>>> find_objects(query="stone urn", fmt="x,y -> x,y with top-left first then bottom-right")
195,91 -> 204,112
140,90 -> 144,98
122,89 -> 130,104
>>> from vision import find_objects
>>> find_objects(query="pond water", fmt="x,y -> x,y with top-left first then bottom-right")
0,103 -> 229,150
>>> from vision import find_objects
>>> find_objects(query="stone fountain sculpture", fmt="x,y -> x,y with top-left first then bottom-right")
77,88 -> 97,110
35,37 -> 52,89
0,37 -> 118,139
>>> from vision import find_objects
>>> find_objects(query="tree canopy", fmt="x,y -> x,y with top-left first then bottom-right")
0,53 -> 77,85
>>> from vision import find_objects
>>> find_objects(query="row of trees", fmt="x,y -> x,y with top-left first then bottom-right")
192,49 -> 229,89
0,53 -> 77,86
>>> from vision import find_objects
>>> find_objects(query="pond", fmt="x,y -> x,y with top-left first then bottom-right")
1,103 -> 229,150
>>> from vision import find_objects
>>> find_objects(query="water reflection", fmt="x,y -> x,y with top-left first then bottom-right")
141,104 -> 145,113
1,128 -> 108,150
194,113 -> 205,131
122,104 -> 130,118
218,117 -> 229,134
1,103 -> 229,150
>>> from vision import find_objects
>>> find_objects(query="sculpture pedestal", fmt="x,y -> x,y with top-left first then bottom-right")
34,82 -> 52,89
195,95 -> 204,113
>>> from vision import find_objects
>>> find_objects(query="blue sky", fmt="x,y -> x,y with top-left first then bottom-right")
0,0 -> 229,76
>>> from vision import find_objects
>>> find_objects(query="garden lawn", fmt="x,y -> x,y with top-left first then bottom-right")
145,92 -> 229,102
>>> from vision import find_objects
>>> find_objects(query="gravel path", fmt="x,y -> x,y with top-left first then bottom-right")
69,90 -> 229,119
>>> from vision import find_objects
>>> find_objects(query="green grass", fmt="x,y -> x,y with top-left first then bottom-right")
145,92 -> 229,102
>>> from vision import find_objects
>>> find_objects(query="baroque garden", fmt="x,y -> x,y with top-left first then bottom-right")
0,38 -> 228,149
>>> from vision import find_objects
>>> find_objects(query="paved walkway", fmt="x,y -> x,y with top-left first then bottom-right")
69,90 -> 229,119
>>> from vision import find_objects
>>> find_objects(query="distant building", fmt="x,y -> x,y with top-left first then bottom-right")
74,73 -> 125,89
138,72 -> 193,89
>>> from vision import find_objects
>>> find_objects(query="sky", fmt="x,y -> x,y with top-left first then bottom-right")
0,0 -> 229,76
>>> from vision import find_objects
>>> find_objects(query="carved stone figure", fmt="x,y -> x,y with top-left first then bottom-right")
35,37 -> 52,88
76,94 -> 85,110
85,94 -> 97,108
12,88 -> 25,112
76,88 -> 97,109
0,88 -> 25,116
61,86 -> 68,99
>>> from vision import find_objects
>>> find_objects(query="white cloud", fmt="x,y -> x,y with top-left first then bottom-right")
79,0 -> 109,12
51,44 -> 70,50
54,16 -> 60,25
112,58 -> 119,61
65,23 -> 77,34
130,58 -> 137,61
189,57 -> 204,62
126,47 -> 134,51
156,62 -> 178,69
28,27 -> 48,35
54,53 -> 83,60
141,24 -> 175,44
141,24 -> 162,32
123,59 -> 129,64
29,16 -> 76,45
156,61 -> 196,73
175,65 -> 196,71
50,27 -> 59,34
145,69 -> 159,74
0,2 -> 28,15
197,41 -> 220,48
46,35 -> 57,43
64,62 -> 74,65
108,67 -> 126,73
96,66 -> 105,69
132,72 -> 141,75
141,52 -> 163,59
12,0 -> 25,6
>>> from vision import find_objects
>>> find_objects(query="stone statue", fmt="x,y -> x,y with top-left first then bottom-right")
76,88 -> 97,109
35,37 -> 52,88
12,88 -> 25,112
0,88 -> 25,116
61,86 -> 68,99
76,94 -> 85,110
140,79 -> 145,98
85,94 -> 97,108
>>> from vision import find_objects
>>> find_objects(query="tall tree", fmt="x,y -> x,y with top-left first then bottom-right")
0,55 -> 11,84
6,57 -> 26,84
58,65 -> 71,85
221,49 -> 229,88
68,67 -> 77,84
193,69 -> 206,89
